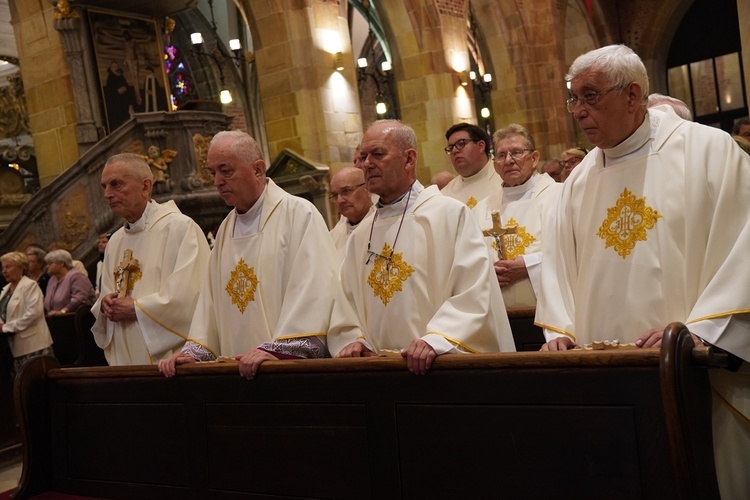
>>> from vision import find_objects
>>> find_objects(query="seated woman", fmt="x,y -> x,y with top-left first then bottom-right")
44,249 -> 95,316
0,252 -> 54,375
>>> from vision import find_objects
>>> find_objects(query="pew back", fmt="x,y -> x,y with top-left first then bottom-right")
13,325 -> 720,499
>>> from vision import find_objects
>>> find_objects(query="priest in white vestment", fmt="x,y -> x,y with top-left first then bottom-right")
329,120 -> 515,375
535,44 -> 750,498
440,122 -> 503,209
159,131 -> 338,380
474,123 -> 561,308
329,166 -> 374,256
92,153 -> 210,366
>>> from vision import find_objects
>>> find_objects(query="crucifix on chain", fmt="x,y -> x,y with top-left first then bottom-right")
117,249 -> 140,298
482,211 -> 516,260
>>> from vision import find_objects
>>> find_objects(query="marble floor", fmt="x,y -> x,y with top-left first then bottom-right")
0,459 -> 21,493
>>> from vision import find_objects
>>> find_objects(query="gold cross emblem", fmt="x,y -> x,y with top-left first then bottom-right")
225,258 -> 259,313
115,249 -> 142,298
466,196 -> 477,208
501,218 -> 536,260
482,211 -> 517,260
597,188 -> 662,259
367,242 -> 415,306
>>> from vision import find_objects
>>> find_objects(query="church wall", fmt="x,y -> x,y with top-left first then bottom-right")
248,0 -> 361,177
9,0 -> 80,188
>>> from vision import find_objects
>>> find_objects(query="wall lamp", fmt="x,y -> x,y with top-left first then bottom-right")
334,52 -> 345,71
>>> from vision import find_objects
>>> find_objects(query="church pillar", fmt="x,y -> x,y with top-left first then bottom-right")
377,0 -> 466,183
8,0 -> 80,187
248,0 -> 361,174
478,0 -> 574,156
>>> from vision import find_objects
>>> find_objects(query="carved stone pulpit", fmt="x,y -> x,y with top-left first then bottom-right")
266,148 -> 333,227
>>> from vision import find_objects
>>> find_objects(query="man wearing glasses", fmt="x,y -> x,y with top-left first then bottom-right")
328,120 -> 515,375
440,122 -> 503,208
535,44 -> 750,498
474,124 -> 561,308
329,166 -> 374,255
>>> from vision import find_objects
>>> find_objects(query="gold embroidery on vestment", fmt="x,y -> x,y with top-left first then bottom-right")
597,188 -> 661,259
225,258 -> 259,313
466,196 -> 477,208
367,242 -> 414,306
501,218 -> 535,260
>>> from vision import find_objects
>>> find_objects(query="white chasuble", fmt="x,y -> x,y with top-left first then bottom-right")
91,200 -> 210,365
536,107 -> 750,499
441,159 -> 503,209
474,172 -> 561,307
329,182 -> 515,356
187,179 -> 338,357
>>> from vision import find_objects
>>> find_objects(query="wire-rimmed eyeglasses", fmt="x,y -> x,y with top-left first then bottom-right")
494,149 -> 532,163
565,84 -> 628,113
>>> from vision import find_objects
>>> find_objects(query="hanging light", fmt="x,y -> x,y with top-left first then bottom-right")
190,32 -> 203,45
220,89 -> 233,104
375,97 -> 387,115
357,57 -> 368,68
381,60 -> 391,72
481,107 -> 491,118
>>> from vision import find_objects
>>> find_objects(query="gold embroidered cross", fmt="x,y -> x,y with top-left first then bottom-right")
117,249 -> 140,298
482,211 -> 517,260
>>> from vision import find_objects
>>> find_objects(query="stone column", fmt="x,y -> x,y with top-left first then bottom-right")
250,0 -> 362,174
8,0 -> 80,187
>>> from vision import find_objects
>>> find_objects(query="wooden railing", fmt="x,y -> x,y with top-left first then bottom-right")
12,323 -> 723,499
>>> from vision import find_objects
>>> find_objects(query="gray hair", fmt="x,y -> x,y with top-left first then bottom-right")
493,123 -> 536,151
210,130 -> 263,164
105,153 -> 154,182
25,246 -> 47,263
647,93 -> 692,120
566,44 -> 649,104
45,249 -> 73,269
370,119 -> 417,150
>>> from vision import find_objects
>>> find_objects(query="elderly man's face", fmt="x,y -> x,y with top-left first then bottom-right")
494,135 -> 539,187
331,170 -> 371,224
560,153 -> 584,181
208,138 -> 267,214
359,124 -> 416,204
101,162 -> 151,223
26,254 -> 42,274
568,71 -> 636,149
446,130 -> 486,177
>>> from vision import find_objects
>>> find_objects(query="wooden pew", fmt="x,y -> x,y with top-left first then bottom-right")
13,324 -> 722,499
507,306 -> 545,351
0,338 -> 20,468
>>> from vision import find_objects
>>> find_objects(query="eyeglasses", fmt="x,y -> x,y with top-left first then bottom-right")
329,182 -> 366,201
444,139 -> 477,154
559,157 -> 583,168
566,85 -> 628,113
494,149 -> 532,163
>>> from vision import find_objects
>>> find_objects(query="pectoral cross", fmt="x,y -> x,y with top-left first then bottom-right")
117,249 -> 140,298
482,211 -> 516,260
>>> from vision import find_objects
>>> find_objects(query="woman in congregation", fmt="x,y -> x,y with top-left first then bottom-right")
0,252 -> 54,376
44,249 -> 95,316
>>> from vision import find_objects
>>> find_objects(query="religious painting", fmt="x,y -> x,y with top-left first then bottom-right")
88,9 -> 171,133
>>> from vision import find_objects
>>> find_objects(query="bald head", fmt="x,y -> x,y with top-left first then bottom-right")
430,171 -> 455,190
360,120 -> 418,204
331,166 -> 372,224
